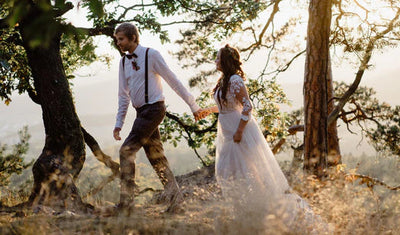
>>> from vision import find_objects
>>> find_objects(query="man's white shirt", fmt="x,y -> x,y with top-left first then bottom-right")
115,44 -> 200,129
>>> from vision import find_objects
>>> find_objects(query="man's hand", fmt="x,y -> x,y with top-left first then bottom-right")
193,109 -> 203,121
113,127 -> 122,141
193,108 -> 211,121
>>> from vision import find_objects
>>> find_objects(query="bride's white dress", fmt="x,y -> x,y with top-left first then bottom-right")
214,74 -> 327,232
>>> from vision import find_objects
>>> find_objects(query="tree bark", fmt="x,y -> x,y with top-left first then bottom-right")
19,5 -> 88,212
303,0 -> 332,177
326,56 -> 341,166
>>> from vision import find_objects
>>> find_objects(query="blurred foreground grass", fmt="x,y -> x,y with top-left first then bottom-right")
1,153 -> 399,234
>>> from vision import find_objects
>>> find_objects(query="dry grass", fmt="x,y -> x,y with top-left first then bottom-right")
1,154 -> 399,234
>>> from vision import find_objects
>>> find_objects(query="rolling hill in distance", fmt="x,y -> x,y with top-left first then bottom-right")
2,46 -> 400,174
0,77 -> 380,162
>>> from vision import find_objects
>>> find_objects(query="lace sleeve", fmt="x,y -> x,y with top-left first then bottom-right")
229,75 -> 252,121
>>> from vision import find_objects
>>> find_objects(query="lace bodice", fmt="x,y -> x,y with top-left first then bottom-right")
214,74 -> 252,121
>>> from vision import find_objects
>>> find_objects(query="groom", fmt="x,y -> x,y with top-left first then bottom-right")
113,23 -> 202,214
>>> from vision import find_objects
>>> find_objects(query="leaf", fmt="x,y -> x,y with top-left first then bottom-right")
54,0 -> 66,9
6,2 -> 28,27
88,0 -> 104,18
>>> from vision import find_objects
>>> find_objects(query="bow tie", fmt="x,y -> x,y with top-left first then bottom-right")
125,53 -> 138,59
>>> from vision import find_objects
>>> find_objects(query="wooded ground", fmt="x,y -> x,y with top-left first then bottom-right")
1,153 -> 399,234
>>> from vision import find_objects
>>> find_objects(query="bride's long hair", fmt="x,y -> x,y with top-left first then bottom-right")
213,44 -> 245,104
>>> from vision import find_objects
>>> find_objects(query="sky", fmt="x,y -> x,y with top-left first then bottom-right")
1,1 -> 400,160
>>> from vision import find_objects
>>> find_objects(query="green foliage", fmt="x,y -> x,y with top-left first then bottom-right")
171,1 -> 309,81
0,26 -> 30,104
283,81 -> 400,157
5,0 -> 69,48
247,78 -> 290,142
334,82 -> 400,157
267,79 -> 400,158
369,114 -> 400,156
85,0 -> 105,19
160,92 -> 219,165
0,0 -> 110,104
60,34 -> 102,78
2,0 -> 400,164
160,75 -> 291,164
0,126 -> 33,187
0,3 -> 29,103
83,0 -> 172,43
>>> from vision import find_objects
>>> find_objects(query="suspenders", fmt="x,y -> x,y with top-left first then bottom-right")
144,48 -> 149,103
122,47 -> 150,104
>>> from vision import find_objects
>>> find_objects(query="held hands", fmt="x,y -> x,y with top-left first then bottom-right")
193,108 -> 213,121
113,127 -> 122,141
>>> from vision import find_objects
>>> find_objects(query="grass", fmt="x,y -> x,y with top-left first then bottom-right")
1,152 -> 399,234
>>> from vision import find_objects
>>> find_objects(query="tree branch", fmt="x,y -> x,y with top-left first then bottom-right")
160,20 -> 231,26
175,0 -> 232,14
352,0 -> 370,19
25,82 -> 119,175
76,26 -> 116,37
165,111 -> 217,166
267,50 -> 306,75
27,86 -> 40,105
346,173 -> 400,190
242,0 -> 282,52
53,1 -> 74,17
78,126 -> 123,198
288,124 -> 304,134
81,127 -> 120,176
272,138 -> 286,154
271,124 -> 304,154
116,3 -> 158,21
328,7 -> 400,125
165,111 -> 217,134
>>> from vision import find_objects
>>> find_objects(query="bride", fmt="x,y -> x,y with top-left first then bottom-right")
198,44 -> 329,233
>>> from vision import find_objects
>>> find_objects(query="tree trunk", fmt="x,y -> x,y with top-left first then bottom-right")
327,56 -> 342,166
303,0 -> 332,177
19,6 -> 88,212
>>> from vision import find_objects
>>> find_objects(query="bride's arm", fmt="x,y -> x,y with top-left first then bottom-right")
207,106 -> 219,113
230,76 -> 253,143
195,105 -> 218,121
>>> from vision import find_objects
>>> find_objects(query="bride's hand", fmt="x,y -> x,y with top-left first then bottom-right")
194,108 -> 212,121
233,130 -> 243,143
202,108 -> 212,117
